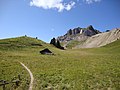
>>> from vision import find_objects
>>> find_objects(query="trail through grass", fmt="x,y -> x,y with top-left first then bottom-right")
20,62 -> 34,90
0,37 -> 120,90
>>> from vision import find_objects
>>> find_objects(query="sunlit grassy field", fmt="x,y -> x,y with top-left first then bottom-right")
0,37 -> 120,90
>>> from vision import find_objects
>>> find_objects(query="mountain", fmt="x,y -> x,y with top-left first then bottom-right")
57,26 -> 120,49
57,25 -> 100,42
57,25 -> 101,48
74,28 -> 120,48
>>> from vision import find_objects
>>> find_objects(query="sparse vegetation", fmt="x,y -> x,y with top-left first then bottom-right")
0,36 -> 120,90
66,40 -> 85,49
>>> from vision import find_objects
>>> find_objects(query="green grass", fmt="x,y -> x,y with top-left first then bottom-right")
0,36 -> 48,50
66,40 -> 86,49
0,36 -> 120,90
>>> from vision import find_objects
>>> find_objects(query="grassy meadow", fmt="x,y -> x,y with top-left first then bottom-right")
0,36 -> 120,90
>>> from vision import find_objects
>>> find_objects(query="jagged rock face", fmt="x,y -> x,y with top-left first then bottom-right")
84,30 -> 96,36
67,27 -> 81,36
57,25 -> 100,42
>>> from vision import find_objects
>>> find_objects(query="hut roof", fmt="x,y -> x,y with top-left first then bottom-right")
40,48 -> 53,55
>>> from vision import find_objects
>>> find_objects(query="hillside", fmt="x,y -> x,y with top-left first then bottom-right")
0,36 -> 120,90
57,25 -> 101,49
74,28 -> 120,48
0,36 -> 56,90
0,36 -> 49,50
58,27 -> 120,49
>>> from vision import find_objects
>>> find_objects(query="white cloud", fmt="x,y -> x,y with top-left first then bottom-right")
30,0 -> 75,12
83,0 -> 101,4
65,1 -> 75,11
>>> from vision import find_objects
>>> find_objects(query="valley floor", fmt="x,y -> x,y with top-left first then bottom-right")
0,40 -> 120,90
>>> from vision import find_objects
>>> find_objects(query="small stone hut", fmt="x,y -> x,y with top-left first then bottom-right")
40,48 -> 53,55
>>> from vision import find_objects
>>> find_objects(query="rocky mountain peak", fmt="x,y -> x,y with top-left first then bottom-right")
57,25 -> 101,43
67,27 -> 81,36
87,25 -> 94,30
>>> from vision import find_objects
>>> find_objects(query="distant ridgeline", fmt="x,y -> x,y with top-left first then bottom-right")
57,25 -> 101,42
57,25 -> 120,49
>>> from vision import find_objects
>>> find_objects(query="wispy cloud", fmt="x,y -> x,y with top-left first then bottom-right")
83,0 -> 101,4
29,0 -> 102,12
30,0 -> 75,12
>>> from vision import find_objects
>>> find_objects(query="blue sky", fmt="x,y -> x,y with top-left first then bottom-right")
0,0 -> 120,42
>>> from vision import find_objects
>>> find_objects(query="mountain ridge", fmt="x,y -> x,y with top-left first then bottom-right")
74,28 -> 120,48
57,26 -> 120,49
57,25 -> 101,43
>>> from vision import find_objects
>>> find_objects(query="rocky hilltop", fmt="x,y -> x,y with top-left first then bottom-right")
57,25 -> 100,42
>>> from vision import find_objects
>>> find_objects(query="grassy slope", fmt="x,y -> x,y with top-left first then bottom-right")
0,36 -> 51,90
66,40 -> 86,49
0,37 -> 120,90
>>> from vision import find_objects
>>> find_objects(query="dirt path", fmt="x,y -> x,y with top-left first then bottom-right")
20,62 -> 34,90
